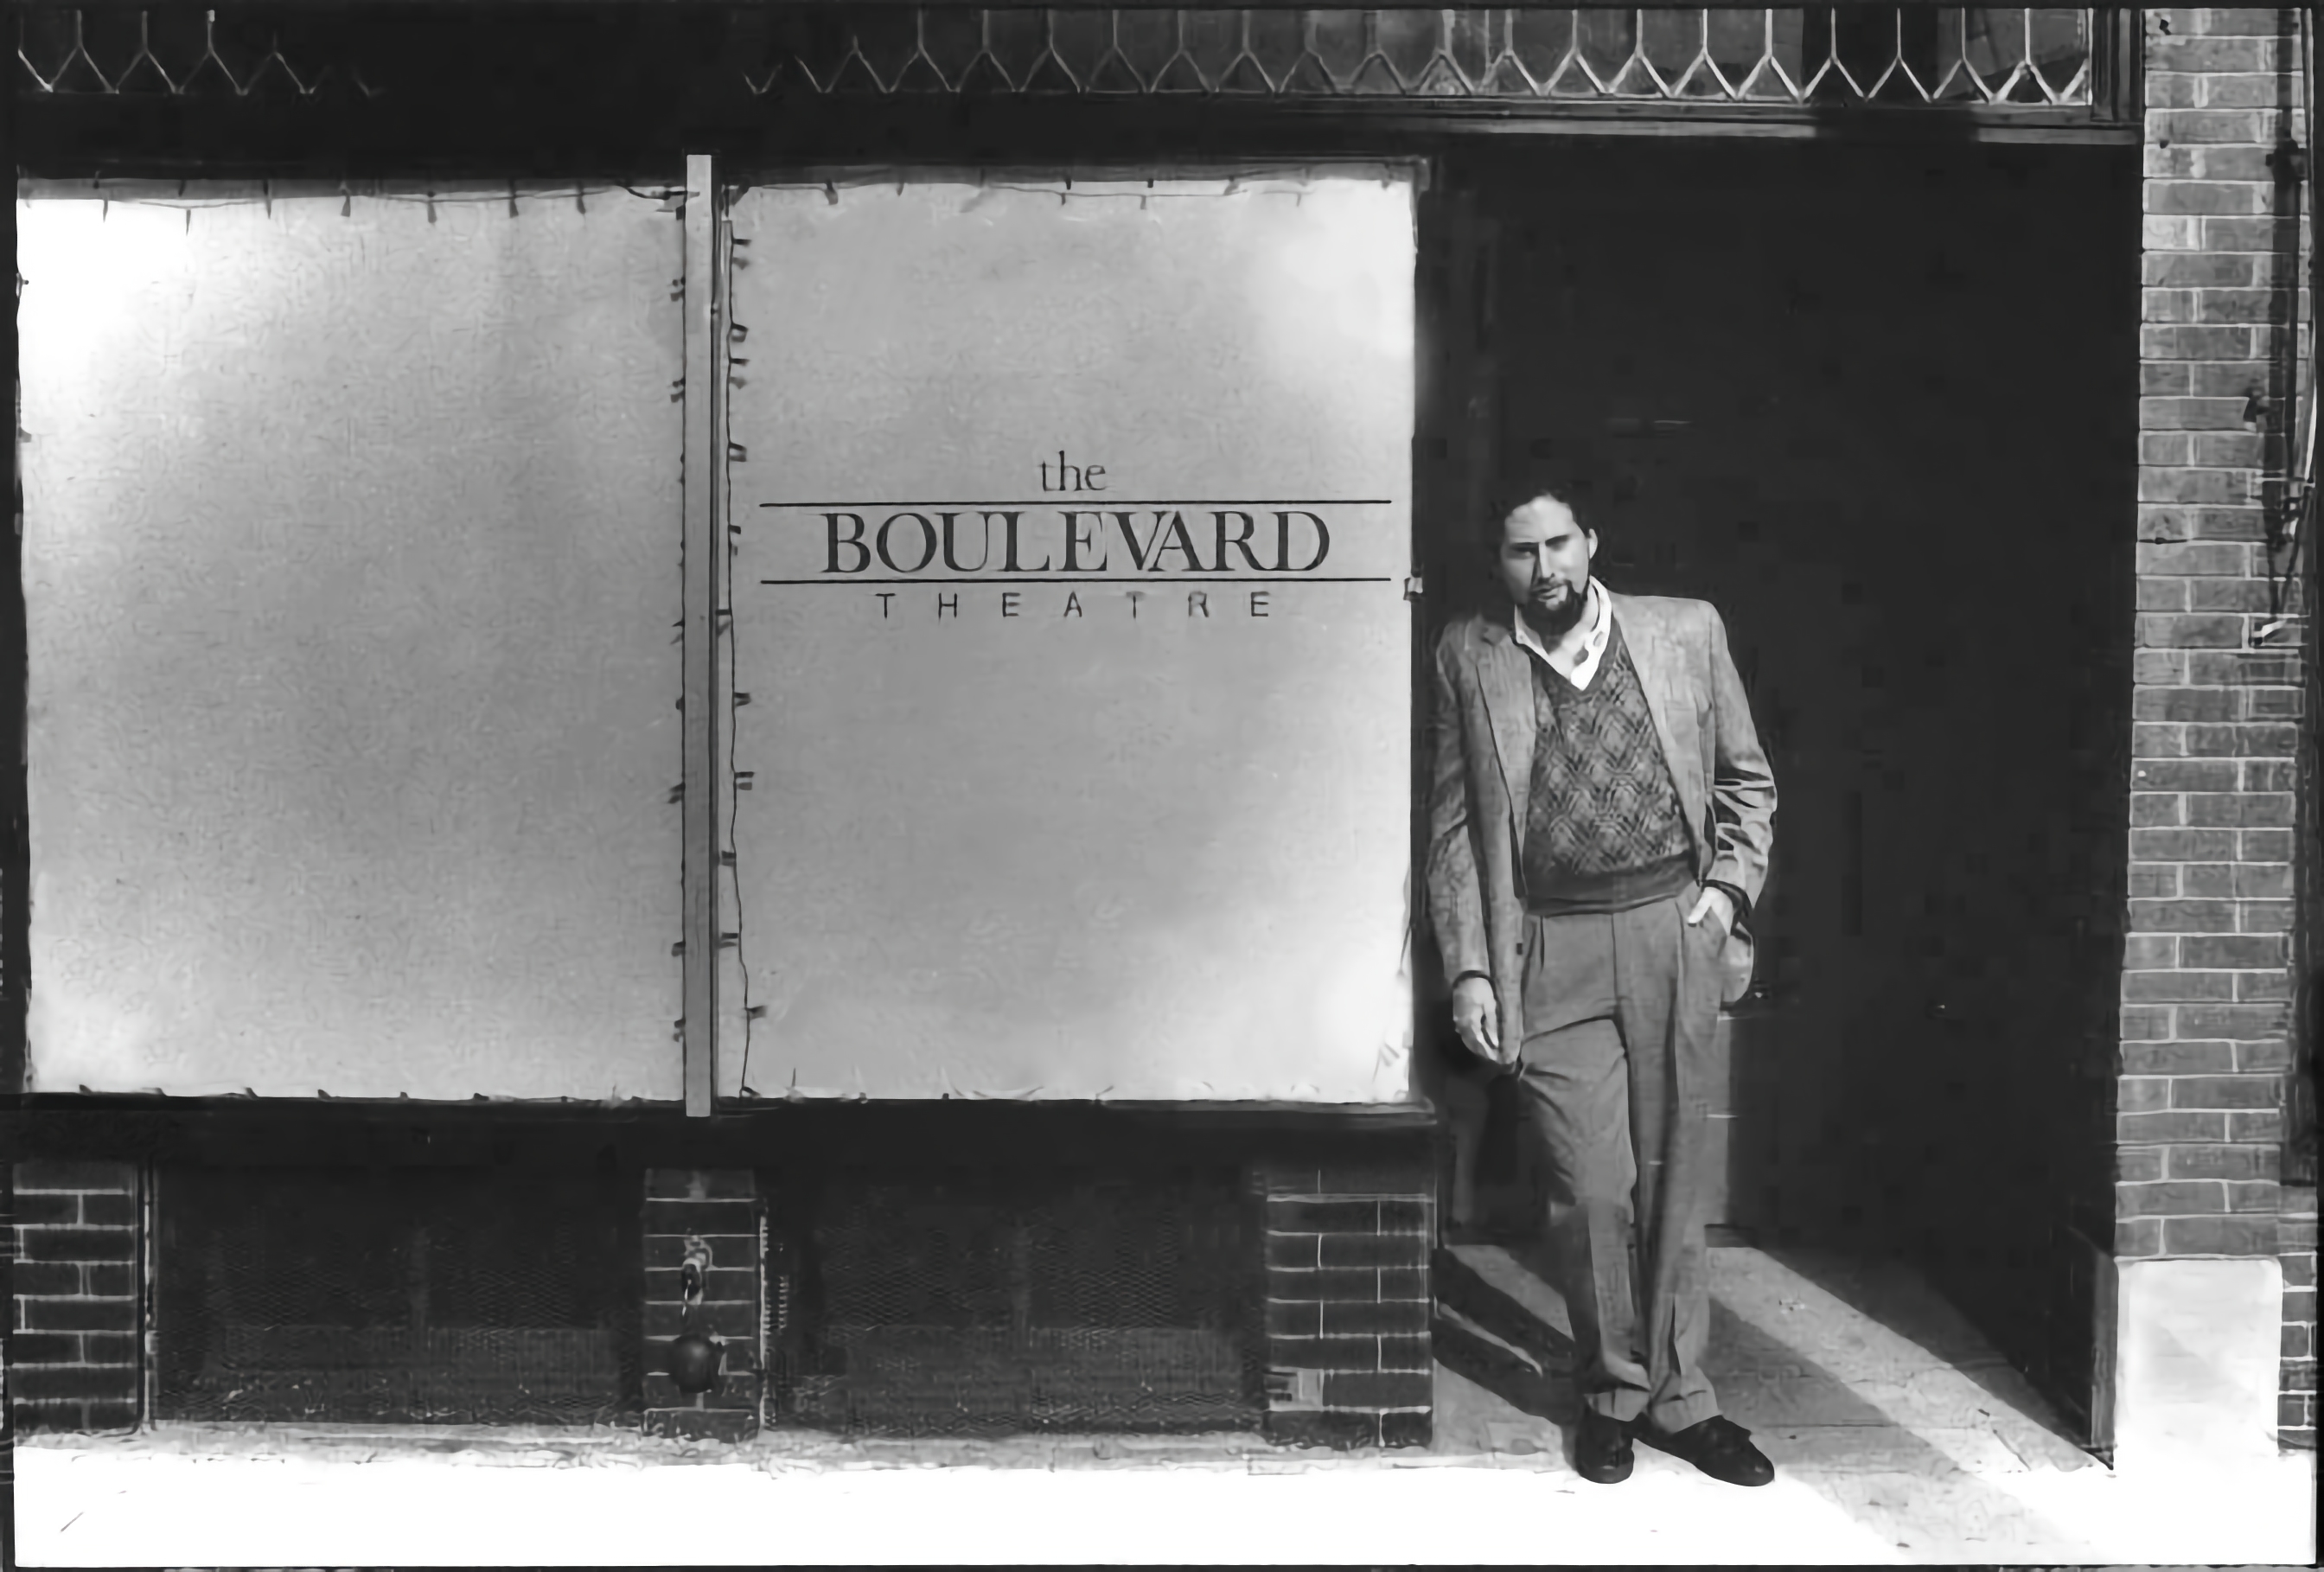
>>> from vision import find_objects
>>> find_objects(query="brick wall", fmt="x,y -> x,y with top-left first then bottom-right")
9,1160 -> 141,1434
1255,1157 -> 1433,1449
2136,6 -> 2314,1445
642,1166 -> 760,1441
2129,3 -> 2304,1256
2285,1185 -> 2318,1444
3,1160 -> 12,1504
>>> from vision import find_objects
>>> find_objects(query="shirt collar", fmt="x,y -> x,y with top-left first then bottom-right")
1511,577 -> 1611,681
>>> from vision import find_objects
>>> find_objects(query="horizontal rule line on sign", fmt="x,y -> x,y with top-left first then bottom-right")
757,500 -> 1395,508
760,576 -> 1395,586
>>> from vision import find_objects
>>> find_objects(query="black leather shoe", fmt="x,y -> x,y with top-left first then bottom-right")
1574,1408 -> 1635,1485
1637,1415 -> 1774,1486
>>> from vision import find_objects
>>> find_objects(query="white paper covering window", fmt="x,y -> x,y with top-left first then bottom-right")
19,188 -> 686,1099
720,170 -> 1418,1102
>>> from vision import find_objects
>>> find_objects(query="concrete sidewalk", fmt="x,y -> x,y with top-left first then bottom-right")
13,1248 -> 2316,1565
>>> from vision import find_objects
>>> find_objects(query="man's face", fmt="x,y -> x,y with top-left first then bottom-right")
1494,498 -> 1597,634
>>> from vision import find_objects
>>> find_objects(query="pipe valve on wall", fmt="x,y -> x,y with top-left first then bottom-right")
667,1236 -> 725,1396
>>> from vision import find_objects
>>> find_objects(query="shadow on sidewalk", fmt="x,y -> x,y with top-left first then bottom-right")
1433,1246 -> 1580,1433
1748,1243 -> 2094,1462
1430,1241 -> 2092,1553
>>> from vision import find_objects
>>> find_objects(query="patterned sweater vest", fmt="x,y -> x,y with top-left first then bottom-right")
1521,618 -> 1693,898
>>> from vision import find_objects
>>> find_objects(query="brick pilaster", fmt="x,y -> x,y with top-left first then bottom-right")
2126,6 -> 2308,1268
2283,1185 -> 2318,1444
3,1160 -> 13,1516
642,1167 -> 760,1442
1255,1158 -> 1433,1449
9,1160 -> 140,1434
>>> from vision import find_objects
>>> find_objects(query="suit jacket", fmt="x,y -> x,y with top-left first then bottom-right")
1425,590 -> 1778,1053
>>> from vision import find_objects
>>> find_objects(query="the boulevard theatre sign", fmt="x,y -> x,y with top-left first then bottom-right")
724,171 -> 1417,1104
768,451 -> 1385,622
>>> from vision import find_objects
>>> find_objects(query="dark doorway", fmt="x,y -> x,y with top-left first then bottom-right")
1414,135 -> 2138,1446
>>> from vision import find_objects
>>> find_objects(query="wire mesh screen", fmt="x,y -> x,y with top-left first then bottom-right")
14,7 -> 2104,112
15,7 -> 338,97
777,1168 -> 1261,1435
156,1166 -> 635,1426
733,7 -> 2097,105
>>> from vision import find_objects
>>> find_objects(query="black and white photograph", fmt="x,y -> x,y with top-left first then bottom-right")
2,3 -> 2318,1562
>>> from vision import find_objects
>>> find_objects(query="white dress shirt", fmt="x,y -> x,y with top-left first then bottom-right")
1511,576 -> 1612,690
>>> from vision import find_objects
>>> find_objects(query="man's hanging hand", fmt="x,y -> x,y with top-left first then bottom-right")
1452,975 -> 1508,1068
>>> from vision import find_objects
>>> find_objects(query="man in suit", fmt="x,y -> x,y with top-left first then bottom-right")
1426,486 -> 1778,1487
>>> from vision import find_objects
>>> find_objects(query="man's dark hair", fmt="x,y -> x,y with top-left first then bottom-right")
1480,479 -> 1597,551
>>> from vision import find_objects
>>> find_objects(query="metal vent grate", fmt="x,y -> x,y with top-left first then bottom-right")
776,1168 -> 1261,1436
156,1166 -> 635,1426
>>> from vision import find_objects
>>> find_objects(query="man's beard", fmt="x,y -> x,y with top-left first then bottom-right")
1521,575 -> 1591,641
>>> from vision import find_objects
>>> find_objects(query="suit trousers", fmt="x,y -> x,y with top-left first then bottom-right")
1516,890 -> 1724,1433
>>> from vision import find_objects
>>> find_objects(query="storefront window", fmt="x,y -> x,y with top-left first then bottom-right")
719,169 -> 1417,1102
16,185 -> 687,1099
